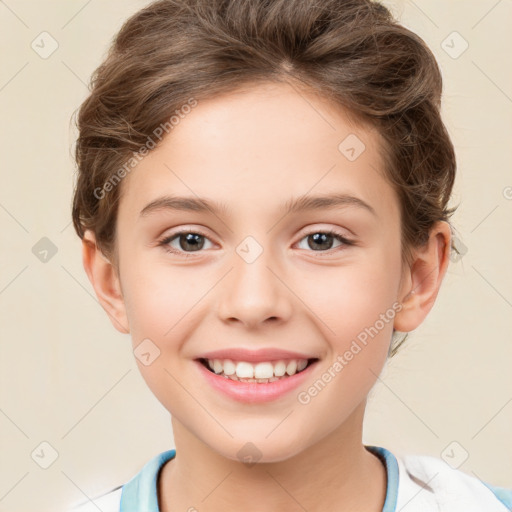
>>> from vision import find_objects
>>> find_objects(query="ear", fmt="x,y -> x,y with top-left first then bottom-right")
82,230 -> 130,334
394,221 -> 452,333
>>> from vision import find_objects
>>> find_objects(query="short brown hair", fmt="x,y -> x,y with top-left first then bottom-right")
71,0 -> 458,354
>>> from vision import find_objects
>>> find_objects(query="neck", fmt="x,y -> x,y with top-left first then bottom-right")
158,403 -> 387,512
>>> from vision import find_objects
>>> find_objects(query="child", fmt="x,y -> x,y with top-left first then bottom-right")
69,0 -> 512,510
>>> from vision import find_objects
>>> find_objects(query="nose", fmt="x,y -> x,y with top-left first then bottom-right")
217,247 -> 293,329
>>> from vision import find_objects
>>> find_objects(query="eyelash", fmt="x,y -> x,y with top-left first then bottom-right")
157,228 -> 355,258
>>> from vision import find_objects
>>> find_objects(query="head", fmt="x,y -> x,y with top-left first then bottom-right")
72,0 -> 457,461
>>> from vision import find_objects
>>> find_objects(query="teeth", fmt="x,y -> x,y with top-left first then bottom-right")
286,360 -> 297,375
297,359 -> 308,371
213,360 -> 223,374
254,362 -> 274,379
236,361 -> 254,379
274,361 -> 286,377
223,360 -> 236,375
205,358 -> 310,379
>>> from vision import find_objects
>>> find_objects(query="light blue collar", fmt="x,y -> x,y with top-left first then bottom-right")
120,446 -> 399,511
366,445 -> 399,512
120,449 -> 176,511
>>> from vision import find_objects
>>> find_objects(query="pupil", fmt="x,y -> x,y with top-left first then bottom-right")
180,233 -> 204,251
308,233 -> 333,251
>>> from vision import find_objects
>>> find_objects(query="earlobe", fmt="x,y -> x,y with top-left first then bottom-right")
82,230 -> 130,334
394,221 -> 452,333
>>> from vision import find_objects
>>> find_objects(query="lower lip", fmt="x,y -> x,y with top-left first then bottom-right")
194,360 -> 318,403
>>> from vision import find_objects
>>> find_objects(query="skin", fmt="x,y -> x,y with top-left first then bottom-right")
82,81 -> 451,511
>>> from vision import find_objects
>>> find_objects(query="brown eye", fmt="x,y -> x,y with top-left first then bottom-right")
173,233 -> 206,252
159,230 -> 213,256
297,230 -> 354,253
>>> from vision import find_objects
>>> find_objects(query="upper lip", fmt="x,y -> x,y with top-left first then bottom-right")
196,348 -> 319,363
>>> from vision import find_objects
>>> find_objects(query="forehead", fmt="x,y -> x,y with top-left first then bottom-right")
118,81 -> 397,224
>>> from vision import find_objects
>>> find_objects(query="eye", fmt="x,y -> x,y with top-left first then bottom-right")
157,228 -> 355,258
296,229 -> 354,253
158,230 -> 214,257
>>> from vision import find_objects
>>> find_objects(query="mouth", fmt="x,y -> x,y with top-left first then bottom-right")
196,357 -> 319,384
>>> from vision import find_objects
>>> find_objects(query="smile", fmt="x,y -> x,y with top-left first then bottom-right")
199,357 -> 317,383
194,357 -> 320,403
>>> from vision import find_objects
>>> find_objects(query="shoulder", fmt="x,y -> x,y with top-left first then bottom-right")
67,486 -> 122,512
396,451 -> 512,511
68,449 -> 177,512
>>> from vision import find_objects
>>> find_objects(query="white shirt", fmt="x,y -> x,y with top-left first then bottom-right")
69,446 -> 512,511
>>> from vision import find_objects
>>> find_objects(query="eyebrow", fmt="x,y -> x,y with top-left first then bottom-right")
139,192 -> 377,218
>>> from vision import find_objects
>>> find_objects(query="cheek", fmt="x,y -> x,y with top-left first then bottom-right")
294,267 -> 398,425
120,264 -> 202,405
294,245 -> 402,397
300,258 -> 401,344
122,262 -> 202,341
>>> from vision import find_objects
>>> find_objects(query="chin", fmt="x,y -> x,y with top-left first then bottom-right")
213,436 -> 308,465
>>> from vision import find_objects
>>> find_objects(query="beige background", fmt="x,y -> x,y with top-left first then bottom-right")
0,1 -> 511,511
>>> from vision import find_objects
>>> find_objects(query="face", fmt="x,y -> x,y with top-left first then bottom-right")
111,81 -> 409,462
